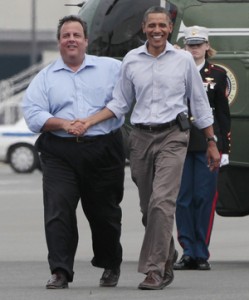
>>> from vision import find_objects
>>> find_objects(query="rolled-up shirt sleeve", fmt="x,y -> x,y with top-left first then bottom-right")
22,71 -> 54,133
106,60 -> 135,119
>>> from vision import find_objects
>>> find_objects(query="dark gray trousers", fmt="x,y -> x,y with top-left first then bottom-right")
36,130 -> 125,281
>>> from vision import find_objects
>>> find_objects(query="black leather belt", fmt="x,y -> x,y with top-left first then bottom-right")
134,120 -> 177,132
67,136 -> 98,143
52,135 -> 98,143
51,130 -> 118,143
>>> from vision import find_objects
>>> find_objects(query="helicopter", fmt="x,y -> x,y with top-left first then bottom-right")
77,0 -> 249,217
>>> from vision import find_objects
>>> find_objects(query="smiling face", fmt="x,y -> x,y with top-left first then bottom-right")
142,12 -> 173,57
58,20 -> 88,71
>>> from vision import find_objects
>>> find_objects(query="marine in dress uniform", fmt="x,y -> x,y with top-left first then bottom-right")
174,26 -> 231,270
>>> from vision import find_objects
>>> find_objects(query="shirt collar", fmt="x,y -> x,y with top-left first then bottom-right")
52,54 -> 96,72
197,60 -> 205,72
138,41 -> 175,57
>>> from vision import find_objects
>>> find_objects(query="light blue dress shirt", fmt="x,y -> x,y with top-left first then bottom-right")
107,42 -> 213,129
22,54 -> 124,137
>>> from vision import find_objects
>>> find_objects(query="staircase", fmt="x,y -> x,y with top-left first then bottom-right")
0,51 -> 57,124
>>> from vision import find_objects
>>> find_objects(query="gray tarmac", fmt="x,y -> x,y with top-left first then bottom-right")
0,163 -> 249,300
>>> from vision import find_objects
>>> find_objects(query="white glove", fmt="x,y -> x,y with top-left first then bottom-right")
220,154 -> 229,167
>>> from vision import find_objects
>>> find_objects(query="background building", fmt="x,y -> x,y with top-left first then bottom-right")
0,0 -> 83,123
0,0 -> 82,80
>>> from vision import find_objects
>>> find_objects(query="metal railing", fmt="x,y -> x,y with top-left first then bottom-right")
0,62 -> 45,124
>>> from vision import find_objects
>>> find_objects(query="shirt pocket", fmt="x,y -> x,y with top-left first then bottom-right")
82,87 -> 107,108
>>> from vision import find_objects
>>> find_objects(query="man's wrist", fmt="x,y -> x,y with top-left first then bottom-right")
206,135 -> 218,143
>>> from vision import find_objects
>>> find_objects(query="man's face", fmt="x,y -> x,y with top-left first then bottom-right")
58,21 -> 88,65
185,42 -> 209,61
142,12 -> 173,56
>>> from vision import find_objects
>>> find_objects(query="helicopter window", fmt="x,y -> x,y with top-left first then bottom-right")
106,0 -> 120,15
79,0 -> 178,58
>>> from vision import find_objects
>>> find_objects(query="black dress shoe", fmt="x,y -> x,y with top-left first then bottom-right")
196,258 -> 211,270
173,255 -> 197,270
164,249 -> 178,286
99,267 -> 120,287
46,271 -> 68,289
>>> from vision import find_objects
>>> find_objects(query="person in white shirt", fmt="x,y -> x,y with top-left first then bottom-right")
71,7 -> 221,290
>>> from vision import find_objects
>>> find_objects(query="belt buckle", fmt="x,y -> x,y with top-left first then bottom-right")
76,136 -> 83,143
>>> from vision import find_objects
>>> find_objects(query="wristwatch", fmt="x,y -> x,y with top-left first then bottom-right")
206,135 -> 218,143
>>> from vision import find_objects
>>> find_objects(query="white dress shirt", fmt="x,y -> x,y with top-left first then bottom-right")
107,42 -> 213,130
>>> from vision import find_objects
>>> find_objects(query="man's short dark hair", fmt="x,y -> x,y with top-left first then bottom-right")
143,6 -> 172,24
57,15 -> 88,40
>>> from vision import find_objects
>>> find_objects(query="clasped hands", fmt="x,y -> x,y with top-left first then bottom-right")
66,118 -> 89,136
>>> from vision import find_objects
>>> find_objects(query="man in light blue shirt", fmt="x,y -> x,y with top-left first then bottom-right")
22,15 -> 125,289
72,6 -> 221,291
23,49 -> 123,137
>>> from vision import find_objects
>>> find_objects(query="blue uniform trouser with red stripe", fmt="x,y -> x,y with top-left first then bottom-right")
176,151 -> 218,260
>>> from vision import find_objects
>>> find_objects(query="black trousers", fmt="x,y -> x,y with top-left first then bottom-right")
36,130 -> 125,282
